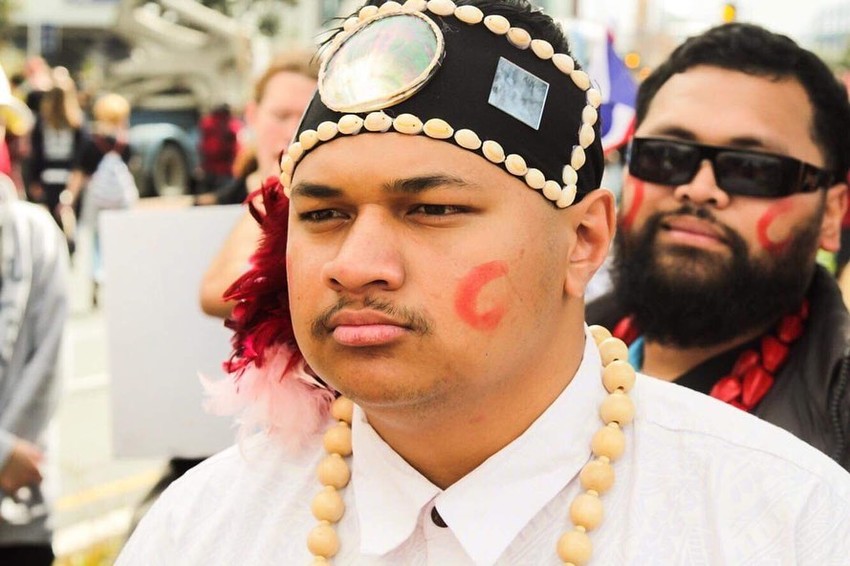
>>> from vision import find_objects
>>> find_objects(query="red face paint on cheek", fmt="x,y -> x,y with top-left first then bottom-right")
756,199 -> 796,255
454,261 -> 510,331
620,176 -> 645,232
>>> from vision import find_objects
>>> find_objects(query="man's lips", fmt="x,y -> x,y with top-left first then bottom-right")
660,216 -> 728,247
327,310 -> 410,347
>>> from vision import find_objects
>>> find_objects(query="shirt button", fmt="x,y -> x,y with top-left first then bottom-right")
430,506 -> 448,528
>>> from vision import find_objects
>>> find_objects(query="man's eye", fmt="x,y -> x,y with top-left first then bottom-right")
299,209 -> 344,222
411,204 -> 465,216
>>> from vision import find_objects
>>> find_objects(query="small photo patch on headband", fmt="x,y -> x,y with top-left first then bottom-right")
488,57 -> 549,130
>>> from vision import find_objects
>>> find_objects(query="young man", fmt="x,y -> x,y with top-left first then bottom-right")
119,2 -> 850,564
587,23 -> 850,470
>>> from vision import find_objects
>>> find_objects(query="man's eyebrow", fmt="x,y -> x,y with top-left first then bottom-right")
384,174 -> 470,194
289,182 -> 344,199
290,175 -> 470,199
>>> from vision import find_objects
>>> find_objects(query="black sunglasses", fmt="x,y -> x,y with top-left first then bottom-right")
628,137 -> 836,198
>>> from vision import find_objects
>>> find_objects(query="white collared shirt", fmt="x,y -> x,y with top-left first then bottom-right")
118,328 -> 850,565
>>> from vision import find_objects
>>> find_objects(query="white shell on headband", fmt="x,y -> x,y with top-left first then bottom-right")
423,118 -> 454,139
338,114 -> 364,135
393,113 -> 424,134
454,5 -> 484,24
299,129 -> 319,151
543,180 -> 562,201
505,154 -> 528,176
507,27 -> 532,49
482,140 -> 506,164
571,146 -> 586,170
379,1 -> 403,15
582,106 -> 598,127
557,184 -> 577,209
552,53 -> 575,75
483,14 -> 510,35
525,168 -> 546,190
403,0 -> 427,12
359,5 -> 379,20
426,0 -> 456,17
562,165 -> 578,186
364,111 -> 393,132
317,121 -> 339,141
530,39 -> 554,60
455,129 -> 483,150
579,123 -> 596,148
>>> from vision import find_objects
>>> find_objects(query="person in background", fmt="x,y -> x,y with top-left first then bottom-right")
119,2 -> 850,563
64,93 -> 137,304
28,68 -> 86,249
197,103 -> 242,194
196,50 -> 318,318
587,23 -> 850,469
0,130 -> 69,566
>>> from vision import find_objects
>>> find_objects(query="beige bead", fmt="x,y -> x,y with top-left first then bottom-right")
530,39 -> 554,60
338,114 -> 364,135
342,16 -> 359,33
570,492 -> 604,531
393,113 -> 423,135
598,336 -> 628,366
579,123 -> 595,148
423,118 -> 454,139
379,0 -> 403,14
557,185 -> 577,209
602,359 -> 636,393
331,396 -> 354,423
317,121 -> 339,142
454,129 -> 482,150
600,391 -> 636,426
426,0 -> 456,17
591,423 -> 626,461
358,5 -> 379,21
482,140 -> 506,164
582,106 -> 598,127
312,486 -> 345,522
579,458 -> 615,494
317,453 -> 351,488
402,0 -> 427,12
588,324 -> 612,345
562,165 -> 578,186
299,129 -> 319,151
288,142 -> 304,162
279,171 -> 291,189
571,145 -> 586,170
524,168 -> 546,190
552,53 -> 575,75
586,88 -> 602,108
323,423 -> 352,456
557,529 -> 593,565
280,154 -> 294,176
507,27 -> 532,49
542,180 -> 562,201
307,521 -> 340,558
311,558 -> 330,566
571,70 -> 591,91
483,14 -> 511,35
364,111 -> 392,132
454,5 -> 484,24
505,154 -> 528,176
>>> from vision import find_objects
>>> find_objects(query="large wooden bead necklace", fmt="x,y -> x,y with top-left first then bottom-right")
307,325 -> 636,565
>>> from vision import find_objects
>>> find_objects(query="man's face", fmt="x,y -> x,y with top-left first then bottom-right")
247,71 -> 316,178
286,133 -> 576,411
616,66 -> 844,345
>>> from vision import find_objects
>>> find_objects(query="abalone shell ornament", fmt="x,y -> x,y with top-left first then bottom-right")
319,13 -> 445,113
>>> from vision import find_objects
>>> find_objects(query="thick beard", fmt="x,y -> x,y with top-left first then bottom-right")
612,203 -> 821,348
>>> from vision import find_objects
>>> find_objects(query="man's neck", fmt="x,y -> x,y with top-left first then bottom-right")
360,315 -> 588,489
641,322 -> 772,382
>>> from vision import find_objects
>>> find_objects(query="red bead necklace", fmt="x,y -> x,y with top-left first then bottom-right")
612,300 -> 809,412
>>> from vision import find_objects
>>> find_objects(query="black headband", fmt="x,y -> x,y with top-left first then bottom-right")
280,0 -> 604,208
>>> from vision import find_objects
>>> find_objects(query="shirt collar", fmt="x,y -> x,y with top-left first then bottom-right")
352,327 -> 606,564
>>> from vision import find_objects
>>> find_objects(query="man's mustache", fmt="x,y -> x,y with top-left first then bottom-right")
311,296 -> 433,339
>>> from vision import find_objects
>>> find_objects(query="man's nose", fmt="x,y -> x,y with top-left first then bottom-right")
321,209 -> 405,294
672,160 -> 731,208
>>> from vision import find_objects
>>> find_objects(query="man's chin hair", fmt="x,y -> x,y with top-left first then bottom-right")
612,215 -> 820,349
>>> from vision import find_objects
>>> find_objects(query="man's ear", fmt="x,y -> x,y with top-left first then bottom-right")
819,182 -> 848,252
564,188 -> 616,299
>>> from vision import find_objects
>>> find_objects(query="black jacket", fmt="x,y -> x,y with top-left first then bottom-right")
587,266 -> 850,470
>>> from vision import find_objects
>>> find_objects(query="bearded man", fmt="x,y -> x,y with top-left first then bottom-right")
588,23 -> 850,469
